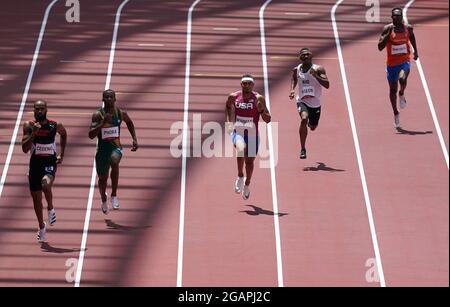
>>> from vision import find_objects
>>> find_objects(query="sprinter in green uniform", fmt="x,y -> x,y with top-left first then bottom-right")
89,89 -> 138,214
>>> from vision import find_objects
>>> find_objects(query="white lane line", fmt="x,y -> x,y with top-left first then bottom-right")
74,0 -> 130,288
260,0 -> 284,287
284,12 -> 310,16
177,0 -> 202,288
0,0 -> 59,199
331,0 -> 386,287
59,60 -> 87,63
213,27 -> 239,31
138,43 -> 165,47
404,0 -> 449,169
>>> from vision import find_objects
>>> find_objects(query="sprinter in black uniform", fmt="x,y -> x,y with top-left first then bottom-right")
21,100 -> 67,243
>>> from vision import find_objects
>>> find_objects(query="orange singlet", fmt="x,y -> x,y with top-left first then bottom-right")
386,25 -> 411,66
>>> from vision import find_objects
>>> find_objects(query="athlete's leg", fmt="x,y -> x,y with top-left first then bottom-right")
237,157 -> 245,178
96,151 -> 110,203
110,150 -> 122,198
389,81 -> 399,115
398,68 -> 410,96
98,174 -> 108,202
31,190 -> 45,229
244,157 -> 255,186
42,174 -> 55,210
299,111 -> 309,149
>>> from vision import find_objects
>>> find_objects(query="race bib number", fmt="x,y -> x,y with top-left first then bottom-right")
35,143 -> 55,155
391,43 -> 407,55
102,126 -> 119,140
235,116 -> 255,128
301,86 -> 315,98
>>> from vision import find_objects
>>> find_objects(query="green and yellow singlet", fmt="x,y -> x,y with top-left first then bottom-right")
97,107 -> 123,152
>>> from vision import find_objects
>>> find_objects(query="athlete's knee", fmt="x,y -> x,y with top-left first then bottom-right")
98,175 -> 108,184
245,157 -> 255,165
389,86 -> 398,95
300,117 -> 308,126
110,155 -> 121,165
41,177 -> 52,191
235,141 -> 246,156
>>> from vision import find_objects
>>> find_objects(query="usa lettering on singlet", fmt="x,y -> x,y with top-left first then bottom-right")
297,64 -> 322,108
234,91 -> 259,136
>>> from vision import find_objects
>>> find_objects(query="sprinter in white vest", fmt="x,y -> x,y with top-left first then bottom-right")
289,48 -> 330,159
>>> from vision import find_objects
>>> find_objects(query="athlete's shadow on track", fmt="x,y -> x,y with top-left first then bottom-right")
303,162 -> 345,172
105,219 -> 151,231
396,127 -> 433,135
40,243 -> 81,254
240,205 -> 288,217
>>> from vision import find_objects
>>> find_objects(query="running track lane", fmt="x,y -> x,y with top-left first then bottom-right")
408,0 -> 449,151
0,0 -> 49,168
0,0 -> 123,286
181,0 -> 279,286
264,0 -> 379,286
335,0 -> 448,286
77,0 -> 191,286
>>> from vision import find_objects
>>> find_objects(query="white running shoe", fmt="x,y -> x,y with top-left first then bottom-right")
48,209 -> 56,226
101,199 -> 109,215
111,196 -> 120,210
394,113 -> 401,128
399,94 -> 407,109
37,223 -> 47,243
242,185 -> 250,200
234,176 -> 244,194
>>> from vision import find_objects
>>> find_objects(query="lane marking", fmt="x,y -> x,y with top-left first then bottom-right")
260,0 -> 284,287
332,0 -> 386,287
75,0 -> 131,288
404,0 -> 449,169
193,73 -> 263,78
59,60 -> 87,63
0,0 -> 59,199
284,12 -> 310,16
213,27 -> 239,31
177,0 -> 202,288
270,56 -> 338,60
137,43 -> 165,47
416,23 -> 449,28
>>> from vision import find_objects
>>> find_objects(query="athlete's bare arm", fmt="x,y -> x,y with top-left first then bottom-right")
225,93 -> 237,134
88,111 -> 105,139
122,111 -> 138,151
56,122 -> 67,164
378,24 -> 394,51
289,67 -> 298,100
257,95 -> 271,124
310,65 -> 330,89
21,121 -> 38,153
407,24 -> 419,60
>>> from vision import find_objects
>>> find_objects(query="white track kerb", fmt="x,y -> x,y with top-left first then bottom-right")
0,0 -> 59,199
404,0 -> 449,169
75,0 -> 130,287
259,0 -> 284,287
177,0 -> 202,288
331,0 -> 386,287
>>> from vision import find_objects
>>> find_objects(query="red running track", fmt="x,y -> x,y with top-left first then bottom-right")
0,0 -> 447,287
